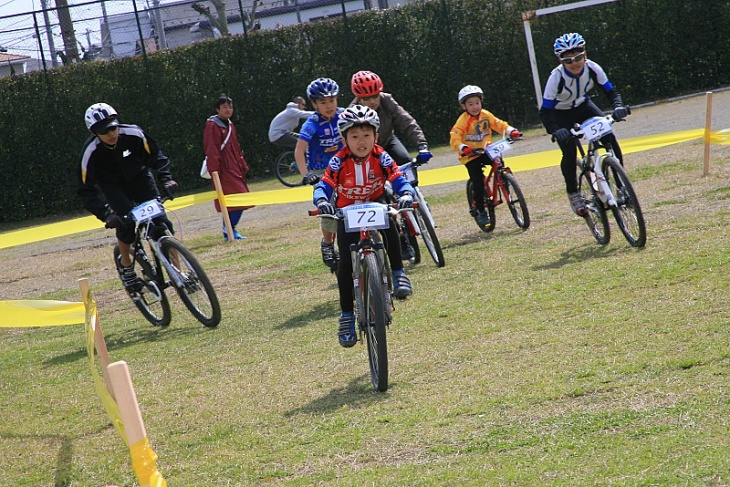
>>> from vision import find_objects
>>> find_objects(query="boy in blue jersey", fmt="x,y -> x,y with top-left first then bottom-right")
295,77 -> 345,271
539,32 -> 629,217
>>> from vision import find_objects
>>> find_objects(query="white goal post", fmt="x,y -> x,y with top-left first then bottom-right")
522,0 -> 620,107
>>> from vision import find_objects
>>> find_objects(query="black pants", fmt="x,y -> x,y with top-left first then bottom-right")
551,100 -> 624,194
465,154 -> 490,212
382,135 -> 411,166
336,218 -> 404,313
96,170 -> 172,244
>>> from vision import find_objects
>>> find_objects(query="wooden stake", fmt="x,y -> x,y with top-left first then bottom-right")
78,278 -> 114,399
212,171 -> 235,241
704,91 -> 713,176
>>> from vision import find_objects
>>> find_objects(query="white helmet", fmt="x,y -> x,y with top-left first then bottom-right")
84,103 -> 119,132
337,104 -> 380,136
458,85 -> 483,104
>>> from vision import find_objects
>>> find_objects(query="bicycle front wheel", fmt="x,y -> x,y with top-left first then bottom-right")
114,245 -> 171,327
502,173 -> 530,229
414,197 -> 445,267
160,238 -> 221,327
362,252 -> 388,392
603,157 -> 646,247
578,167 -> 610,245
273,151 -> 301,187
466,179 -> 496,232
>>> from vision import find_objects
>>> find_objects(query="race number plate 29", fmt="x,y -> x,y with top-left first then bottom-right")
581,117 -> 613,142
486,138 -> 512,159
131,199 -> 165,223
344,203 -> 389,232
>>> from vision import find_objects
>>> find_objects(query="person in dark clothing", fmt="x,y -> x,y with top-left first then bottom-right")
77,102 -> 178,291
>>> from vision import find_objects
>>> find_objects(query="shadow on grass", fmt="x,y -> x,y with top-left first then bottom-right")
283,374 -> 388,416
1,423 -> 110,487
442,226 -> 524,249
532,243 -> 624,270
42,326 -> 198,367
275,302 -> 339,330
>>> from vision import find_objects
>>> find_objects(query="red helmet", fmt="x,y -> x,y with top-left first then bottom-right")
351,70 -> 383,98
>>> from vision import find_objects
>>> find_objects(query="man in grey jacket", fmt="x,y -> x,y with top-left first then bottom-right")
268,96 -> 314,151
350,70 -> 431,165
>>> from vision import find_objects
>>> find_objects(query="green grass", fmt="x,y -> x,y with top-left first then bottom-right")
2,142 -> 730,486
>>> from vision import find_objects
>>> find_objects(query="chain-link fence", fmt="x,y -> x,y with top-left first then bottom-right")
0,0 -> 409,75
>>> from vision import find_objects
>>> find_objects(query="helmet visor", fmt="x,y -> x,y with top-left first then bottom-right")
91,117 -> 119,135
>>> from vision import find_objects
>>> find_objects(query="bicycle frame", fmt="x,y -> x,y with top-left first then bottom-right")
482,156 -> 512,208
118,198 -> 222,327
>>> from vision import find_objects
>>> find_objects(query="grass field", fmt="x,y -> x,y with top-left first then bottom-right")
2,135 -> 730,486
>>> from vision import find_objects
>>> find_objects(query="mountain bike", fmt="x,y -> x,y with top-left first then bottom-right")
466,136 -> 530,232
310,202 -> 414,392
273,150 -> 326,187
387,158 -> 445,268
568,112 -> 646,247
113,198 -> 221,327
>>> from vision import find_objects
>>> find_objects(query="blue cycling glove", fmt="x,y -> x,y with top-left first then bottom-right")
416,145 -> 432,163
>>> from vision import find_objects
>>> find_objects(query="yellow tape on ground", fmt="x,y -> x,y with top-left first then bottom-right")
0,300 -> 85,327
0,128 -> 723,251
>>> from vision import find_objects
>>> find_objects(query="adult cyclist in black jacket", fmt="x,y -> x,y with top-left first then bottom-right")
77,103 -> 179,291
539,32 -> 629,217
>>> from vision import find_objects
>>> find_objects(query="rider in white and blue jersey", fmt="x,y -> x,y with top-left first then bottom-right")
539,32 -> 629,217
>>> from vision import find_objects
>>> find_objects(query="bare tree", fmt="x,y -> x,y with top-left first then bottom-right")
192,0 -> 230,36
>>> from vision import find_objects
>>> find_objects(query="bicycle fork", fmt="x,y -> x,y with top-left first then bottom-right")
148,238 -> 187,289
589,154 -> 617,207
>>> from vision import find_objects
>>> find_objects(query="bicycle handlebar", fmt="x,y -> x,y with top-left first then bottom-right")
308,202 -> 418,218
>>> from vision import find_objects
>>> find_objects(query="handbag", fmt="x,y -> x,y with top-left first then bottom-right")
200,123 -> 232,179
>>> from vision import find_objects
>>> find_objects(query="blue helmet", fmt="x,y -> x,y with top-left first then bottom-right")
307,77 -> 340,100
553,33 -> 585,56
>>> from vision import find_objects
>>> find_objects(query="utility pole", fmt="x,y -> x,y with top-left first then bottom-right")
55,0 -> 80,63
100,0 -> 115,58
151,0 -> 168,49
39,0 -> 59,67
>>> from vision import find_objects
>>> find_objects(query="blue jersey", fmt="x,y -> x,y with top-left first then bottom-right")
298,108 -> 345,170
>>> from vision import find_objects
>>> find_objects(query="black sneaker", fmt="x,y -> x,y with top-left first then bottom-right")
338,313 -> 357,348
392,270 -> 412,300
117,256 -> 144,292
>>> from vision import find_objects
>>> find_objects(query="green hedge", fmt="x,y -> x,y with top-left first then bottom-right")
0,0 -> 728,222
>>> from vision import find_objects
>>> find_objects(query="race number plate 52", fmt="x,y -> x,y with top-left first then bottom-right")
344,203 -> 390,232
581,117 -> 613,142
131,199 -> 165,223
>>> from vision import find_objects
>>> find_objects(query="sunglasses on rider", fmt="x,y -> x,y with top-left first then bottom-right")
560,51 -> 586,65
96,125 -> 119,135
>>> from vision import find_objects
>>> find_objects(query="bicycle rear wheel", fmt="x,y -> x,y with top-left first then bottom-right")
414,197 -> 445,267
603,157 -> 646,247
273,150 -> 301,187
160,238 -> 221,327
502,173 -> 530,230
362,252 -> 388,392
114,245 -> 171,327
578,168 -> 610,245
466,179 -> 496,232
